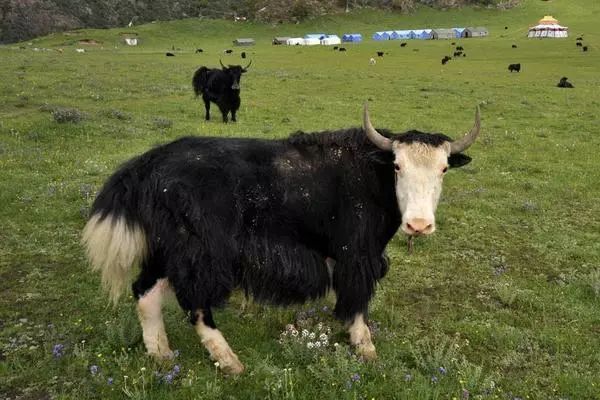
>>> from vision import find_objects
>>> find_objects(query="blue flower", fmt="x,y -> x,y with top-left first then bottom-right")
52,344 -> 64,358
172,365 -> 181,375
438,366 -> 447,375
164,373 -> 174,384
107,377 -> 114,385
173,349 -> 180,358
351,373 -> 360,382
90,365 -> 99,375
431,376 -> 438,383
462,389 -> 470,399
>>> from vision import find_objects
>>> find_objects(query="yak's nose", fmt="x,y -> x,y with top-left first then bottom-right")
403,218 -> 435,236
231,82 -> 240,90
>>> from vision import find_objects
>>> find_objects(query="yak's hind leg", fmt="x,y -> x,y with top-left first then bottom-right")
202,94 -> 211,120
194,310 -> 244,375
347,313 -> 377,361
135,278 -> 174,360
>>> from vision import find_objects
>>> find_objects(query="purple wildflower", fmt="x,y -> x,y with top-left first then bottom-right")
404,374 -> 412,382
164,373 -> 174,384
431,376 -> 438,383
439,366 -> 447,375
52,344 -> 64,358
321,305 -> 329,313
107,377 -> 114,385
172,365 -> 181,375
462,389 -> 470,399
90,365 -> 99,375
173,349 -> 180,358
351,373 -> 360,382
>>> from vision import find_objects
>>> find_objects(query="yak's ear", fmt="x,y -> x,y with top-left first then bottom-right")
448,153 -> 472,168
368,149 -> 395,165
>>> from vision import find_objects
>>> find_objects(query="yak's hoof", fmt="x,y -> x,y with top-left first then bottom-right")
356,343 -> 377,361
149,349 -> 175,361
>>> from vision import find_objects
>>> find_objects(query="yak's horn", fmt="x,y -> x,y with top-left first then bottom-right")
363,102 -> 393,151
450,106 -> 481,154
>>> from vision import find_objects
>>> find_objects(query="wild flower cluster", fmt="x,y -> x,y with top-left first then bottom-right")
279,322 -> 331,351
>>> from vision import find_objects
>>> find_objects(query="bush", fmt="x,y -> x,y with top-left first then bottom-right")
52,107 -> 84,123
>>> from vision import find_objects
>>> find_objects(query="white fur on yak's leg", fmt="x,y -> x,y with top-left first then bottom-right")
136,278 -> 174,360
348,313 -> 377,361
195,311 -> 245,375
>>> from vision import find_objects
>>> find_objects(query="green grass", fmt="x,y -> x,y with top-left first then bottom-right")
1,0 -> 600,398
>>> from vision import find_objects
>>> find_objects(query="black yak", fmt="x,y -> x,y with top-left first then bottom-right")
508,63 -> 521,72
377,51 -> 384,57
165,52 -> 175,57
241,51 -> 246,59
83,103 -> 481,375
195,48 -> 204,53
576,42 -> 583,47
192,60 -> 251,123
400,42 -> 407,47
557,77 -> 574,88
512,44 -> 518,48
339,47 -> 347,52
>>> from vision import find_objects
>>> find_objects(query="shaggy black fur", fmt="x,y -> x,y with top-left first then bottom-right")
192,64 -> 248,123
90,127 -> 472,327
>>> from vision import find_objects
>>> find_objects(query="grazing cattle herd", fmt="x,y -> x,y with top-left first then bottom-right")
83,100 -> 481,374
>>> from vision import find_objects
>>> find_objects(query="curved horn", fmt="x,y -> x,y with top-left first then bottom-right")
450,106 -> 481,154
243,60 -> 252,70
363,102 -> 393,151
219,58 -> 226,69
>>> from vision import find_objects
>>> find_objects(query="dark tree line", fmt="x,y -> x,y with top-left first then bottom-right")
0,0 -> 518,44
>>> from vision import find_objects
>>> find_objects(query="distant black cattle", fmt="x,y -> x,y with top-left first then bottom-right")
377,51 -> 384,57
576,42 -> 582,47
512,44 -> 517,48
456,46 -> 464,51
441,56 -> 451,65
333,46 -> 338,50
508,63 -> 521,72
451,42 -> 456,45
339,47 -> 347,52
463,53 -> 466,57
241,51 -> 246,59
195,48 -> 204,53
192,60 -> 251,123
505,26 -> 508,30
400,42 -> 407,47
557,77 -> 574,88
453,51 -> 462,57
576,36 -> 583,41
583,46 -> 588,52
224,49 -> 233,54
166,52 -> 175,57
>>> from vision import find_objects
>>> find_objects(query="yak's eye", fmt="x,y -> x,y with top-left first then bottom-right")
394,164 -> 401,172
442,166 -> 449,173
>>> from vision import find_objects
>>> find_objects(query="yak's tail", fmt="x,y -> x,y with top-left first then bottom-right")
82,213 -> 147,304
192,66 -> 209,97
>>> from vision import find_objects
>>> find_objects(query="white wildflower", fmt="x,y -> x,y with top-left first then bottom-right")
314,341 -> 321,348
302,329 -> 309,338
319,333 -> 328,341
307,342 -> 314,349
309,332 -> 316,340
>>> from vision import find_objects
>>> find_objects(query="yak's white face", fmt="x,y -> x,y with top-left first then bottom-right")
392,141 -> 451,236
361,102 -> 481,238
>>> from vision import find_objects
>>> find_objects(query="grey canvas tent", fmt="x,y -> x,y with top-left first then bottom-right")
233,38 -> 255,46
431,29 -> 455,40
462,27 -> 489,38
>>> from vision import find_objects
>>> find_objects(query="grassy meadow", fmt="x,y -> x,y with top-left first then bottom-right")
1,0 -> 600,398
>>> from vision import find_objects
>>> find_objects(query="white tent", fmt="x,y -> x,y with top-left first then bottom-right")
286,37 -> 304,45
527,24 -> 568,38
320,35 -> 341,45
303,37 -> 321,46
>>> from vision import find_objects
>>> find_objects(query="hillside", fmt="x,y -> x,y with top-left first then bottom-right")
1,0 -> 519,44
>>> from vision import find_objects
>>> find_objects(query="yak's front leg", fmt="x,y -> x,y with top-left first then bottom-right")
347,313 -> 377,361
194,310 -> 244,375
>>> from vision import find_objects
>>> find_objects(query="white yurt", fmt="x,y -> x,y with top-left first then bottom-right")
527,16 -> 568,38
286,37 -> 304,45
320,35 -> 341,45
